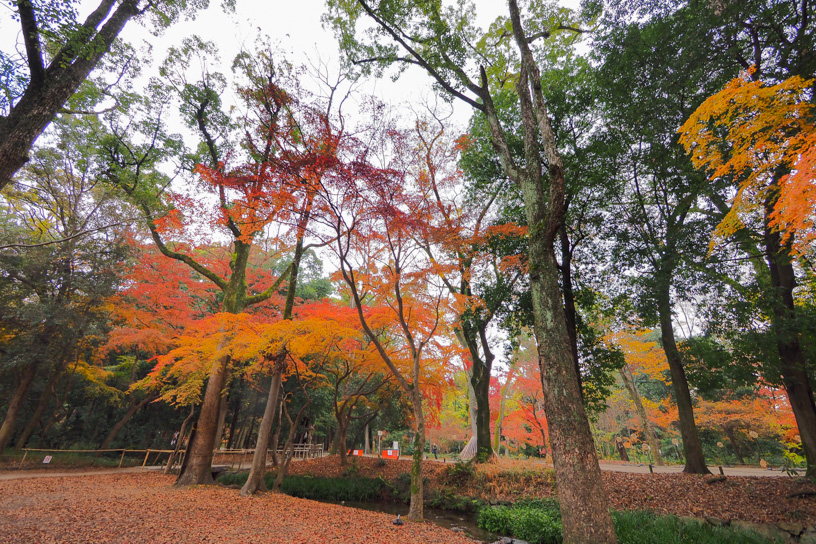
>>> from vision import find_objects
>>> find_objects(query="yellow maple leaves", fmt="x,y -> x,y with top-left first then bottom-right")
679,69 -> 816,255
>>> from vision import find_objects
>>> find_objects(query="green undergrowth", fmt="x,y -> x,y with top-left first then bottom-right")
428,487 -> 486,513
477,501 -> 781,544
216,471 -> 386,502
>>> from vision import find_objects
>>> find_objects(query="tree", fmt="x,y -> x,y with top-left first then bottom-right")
410,109 -> 526,462
680,71 -> 816,476
325,1 -> 618,539
610,330 -> 668,465
0,114 -> 128,451
103,76 -> 292,485
0,0 -> 208,189
591,5 -> 747,474
323,138 -> 451,519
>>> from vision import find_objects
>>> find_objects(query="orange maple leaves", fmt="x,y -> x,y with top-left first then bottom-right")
679,69 -> 816,255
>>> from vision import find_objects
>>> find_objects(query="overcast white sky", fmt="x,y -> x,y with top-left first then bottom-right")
2,0 -> 580,129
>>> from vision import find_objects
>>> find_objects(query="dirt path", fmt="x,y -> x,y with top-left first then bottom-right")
0,466 -> 149,480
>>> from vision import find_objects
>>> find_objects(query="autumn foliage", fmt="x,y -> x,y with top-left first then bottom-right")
679,69 -> 816,255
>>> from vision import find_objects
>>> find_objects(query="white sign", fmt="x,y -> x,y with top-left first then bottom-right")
393,441 -> 398,450
43,455 -> 52,464
378,430 -> 383,437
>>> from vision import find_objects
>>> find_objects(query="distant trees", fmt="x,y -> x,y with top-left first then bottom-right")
0,115 -> 130,452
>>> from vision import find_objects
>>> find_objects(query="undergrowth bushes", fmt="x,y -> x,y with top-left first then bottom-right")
477,501 -> 781,544
216,472 -> 385,501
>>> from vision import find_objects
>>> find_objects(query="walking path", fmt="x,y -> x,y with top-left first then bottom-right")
598,461 -> 785,477
0,458 -> 787,481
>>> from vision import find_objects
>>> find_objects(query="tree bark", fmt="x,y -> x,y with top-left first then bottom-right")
213,392 -> 229,451
240,367 -> 283,496
0,362 -> 38,451
471,348 -> 494,462
656,282 -> 710,474
497,4 -> 617,538
723,426 -> 745,465
0,0 -> 142,188
615,440 -> 630,462
273,401 -> 310,491
407,387 -> 426,520
364,423 -> 370,455
619,364 -> 664,465
242,237 -> 304,495
335,416 -> 350,465
560,224 -> 582,392
763,204 -> 816,478
175,355 -> 230,486
165,405 -> 195,475
269,395 -> 284,467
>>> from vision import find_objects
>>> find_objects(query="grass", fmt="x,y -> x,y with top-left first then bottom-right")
216,471 -> 386,501
477,501 -> 782,544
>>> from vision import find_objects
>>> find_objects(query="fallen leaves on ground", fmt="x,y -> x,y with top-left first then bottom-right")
290,456 -> 816,525
0,472 -> 477,544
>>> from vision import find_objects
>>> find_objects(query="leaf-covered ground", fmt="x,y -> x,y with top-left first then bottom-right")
289,456 -> 816,525
0,472 -> 477,544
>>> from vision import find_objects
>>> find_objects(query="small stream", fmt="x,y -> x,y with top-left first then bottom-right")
325,500 -> 503,543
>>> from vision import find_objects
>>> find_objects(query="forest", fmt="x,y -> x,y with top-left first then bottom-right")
0,0 -> 814,543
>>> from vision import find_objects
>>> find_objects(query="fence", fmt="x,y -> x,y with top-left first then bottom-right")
17,443 -> 325,471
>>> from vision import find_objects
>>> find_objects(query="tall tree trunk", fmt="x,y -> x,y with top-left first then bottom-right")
0,362 -> 38,451
213,392 -> 229,451
273,401 -> 310,491
175,354 -> 231,486
763,204 -> 816,478
335,416 -> 350,465
269,395 -> 284,467
560,224 -> 582,392
15,366 -> 62,449
724,426 -> 745,465
175,240 -> 259,486
364,423 -> 370,455
471,350 -> 494,462
241,237 -> 304,495
482,3 -> 618,539
165,405 -> 195,475
240,367 -> 283,496
528,252 -> 616,543
656,282 -> 710,474
98,393 -> 158,451
615,439 -> 630,462
407,387 -> 426,520
226,375 -> 243,449
619,364 -> 664,465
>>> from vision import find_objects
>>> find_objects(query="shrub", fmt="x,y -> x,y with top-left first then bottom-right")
215,472 -> 385,502
442,460 -> 476,485
477,503 -> 780,544
477,504 -> 562,544
611,510 -> 781,544
428,487 -> 486,513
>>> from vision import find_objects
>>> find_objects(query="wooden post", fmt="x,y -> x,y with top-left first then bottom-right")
118,449 -> 126,468
18,450 -> 28,470
142,449 -> 151,467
